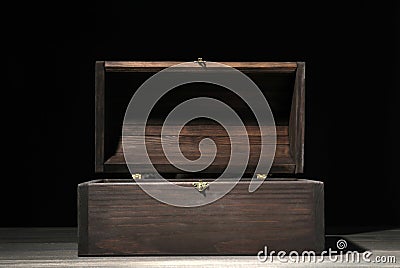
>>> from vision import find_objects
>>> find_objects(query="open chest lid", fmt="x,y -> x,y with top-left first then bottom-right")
95,61 -> 305,176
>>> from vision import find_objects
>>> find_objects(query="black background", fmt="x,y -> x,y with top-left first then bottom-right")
4,2 -> 399,230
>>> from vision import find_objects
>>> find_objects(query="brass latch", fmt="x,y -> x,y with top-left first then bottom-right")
194,58 -> 207,67
132,173 -> 142,180
193,180 -> 209,192
194,57 -> 206,64
256,174 -> 268,180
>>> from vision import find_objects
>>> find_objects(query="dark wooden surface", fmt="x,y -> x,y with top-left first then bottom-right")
1,228 -> 399,267
111,123 -> 291,173
103,156 -> 296,173
117,124 -> 290,172
289,62 -> 305,173
123,124 -> 288,136
78,179 -> 324,255
104,61 -> 298,73
78,182 -> 88,255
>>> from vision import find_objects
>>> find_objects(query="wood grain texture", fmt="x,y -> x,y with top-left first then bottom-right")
78,179 -> 324,255
3,228 -> 400,267
103,157 -> 296,173
95,61 -> 105,173
78,182 -> 88,255
110,145 -> 288,161
105,61 -> 297,73
314,181 -> 325,248
106,124 -> 292,174
289,62 -> 305,173
119,135 -> 289,151
123,124 -> 288,136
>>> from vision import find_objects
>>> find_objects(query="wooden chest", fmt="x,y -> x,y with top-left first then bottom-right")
78,61 -> 324,255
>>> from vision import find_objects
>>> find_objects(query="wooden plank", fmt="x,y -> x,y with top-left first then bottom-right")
79,179 -> 324,255
289,62 -> 305,173
117,135 -> 289,153
104,163 -> 296,173
288,74 -> 298,169
4,227 -> 400,266
77,182 -> 88,255
94,61 -> 105,173
108,144 -> 289,162
313,181 -> 325,250
123,124 -> 288,136
104,157 -> 296,173
104,156 -> 296,165
119,147 -> 288,160
105,61 -> 298,73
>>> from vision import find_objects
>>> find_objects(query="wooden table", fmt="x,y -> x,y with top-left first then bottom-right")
0,228 -> 399,267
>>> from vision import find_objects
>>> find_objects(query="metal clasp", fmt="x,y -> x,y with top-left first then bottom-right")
256,174 -> 268,180
132,173 -> 142,180
194,57 -> 207,66
193,180 -> 209,192
131,173 -> 156,180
